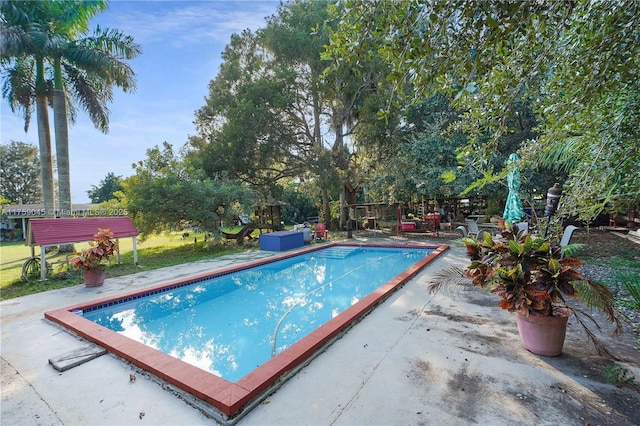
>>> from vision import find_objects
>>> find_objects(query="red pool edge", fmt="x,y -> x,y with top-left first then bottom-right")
45,242 -> 449,421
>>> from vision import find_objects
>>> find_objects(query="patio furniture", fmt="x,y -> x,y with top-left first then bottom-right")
259,230 -> 304,251
315,223 -> 328,240
465,219 -> 481,237
560,225 -> 580,248
455,225 -> 468,237
515,222 -> 529,235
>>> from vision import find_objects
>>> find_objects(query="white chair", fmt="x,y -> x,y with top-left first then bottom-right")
560,225 -> 580,247
465,219 -> 481,237
455,225 -> 468,237
559,225 -> 580,259
515,222 -> 528,235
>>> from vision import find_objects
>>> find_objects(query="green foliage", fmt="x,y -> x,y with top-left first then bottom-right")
1,0 -> 142,132
326,0 -> 640,221
69,228 -> 118,270
2,0 -> 141,220
429,226 -> 622,356
280,182 -> 318,225
620,273 -> 640,310
603,363 -> 636,386
124,143 -> 255,240
0,141 -> 42,204
191,28 -> 313,200
191,0 -> 394,228
364,94 -> 476,202
87,172 -> 124,203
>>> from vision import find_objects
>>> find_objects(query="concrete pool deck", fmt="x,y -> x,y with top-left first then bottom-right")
2,235 -> 639,425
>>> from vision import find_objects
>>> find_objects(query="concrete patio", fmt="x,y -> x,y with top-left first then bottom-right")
2,235 -> 639,425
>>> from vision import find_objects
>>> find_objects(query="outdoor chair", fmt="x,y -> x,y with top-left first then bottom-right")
455,225 -> 468,237
515,222 -> 529,235
315,223 -> 328,240
559,225 -> 580,259
465,219 -> 481,238
560,225 -> 580,248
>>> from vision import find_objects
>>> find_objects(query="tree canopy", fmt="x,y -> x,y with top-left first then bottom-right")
0,141 -> 42,204
325,0 -> 640,221
87,172 -> 123,203
124,142 -> 255,239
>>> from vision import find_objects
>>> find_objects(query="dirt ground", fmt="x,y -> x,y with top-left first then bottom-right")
572,228 -> 640,328
572,227 -> 640,271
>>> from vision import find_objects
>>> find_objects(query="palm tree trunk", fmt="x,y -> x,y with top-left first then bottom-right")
53,88 -> 71,217
35,58 -> 55,218
52,58 -> 75,253
53,57 -> 72,218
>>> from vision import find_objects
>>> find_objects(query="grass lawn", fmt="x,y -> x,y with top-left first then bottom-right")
0,227 -> 259,300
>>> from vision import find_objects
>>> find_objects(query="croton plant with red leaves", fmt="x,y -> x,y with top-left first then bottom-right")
70,228 -> 119,270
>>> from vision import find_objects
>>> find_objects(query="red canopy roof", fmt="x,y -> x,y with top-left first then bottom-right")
28,217 -> 138,246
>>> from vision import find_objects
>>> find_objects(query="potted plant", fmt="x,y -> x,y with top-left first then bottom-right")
429,223 -> 622,357
70,228 -> 119,287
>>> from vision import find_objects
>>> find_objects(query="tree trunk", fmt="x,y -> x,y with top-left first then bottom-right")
35,58 -> 55,218
52,60 -> 74,253
342,183 -> 357,231
53,58 -> 72,218
53,88 -> 71,218
338,190 -> 344,229
322,187 -> 330,227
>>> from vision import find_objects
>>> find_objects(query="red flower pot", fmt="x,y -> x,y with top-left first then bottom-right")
82,268 -> 106,287
516,311 -> 569,356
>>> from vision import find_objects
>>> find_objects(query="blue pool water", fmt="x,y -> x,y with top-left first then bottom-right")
81,246 -> 434,382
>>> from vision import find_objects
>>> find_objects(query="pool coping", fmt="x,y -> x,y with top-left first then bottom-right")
44,242 -> 448,422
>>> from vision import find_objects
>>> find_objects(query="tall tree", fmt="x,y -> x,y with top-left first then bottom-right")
1,0 -> 141,218
192,29 -> 311,200
41,0 -> 140,217
0,141 -> 42,204
192,0 -> 385,228
2,2 -> 55,217
326,0 -> 640,222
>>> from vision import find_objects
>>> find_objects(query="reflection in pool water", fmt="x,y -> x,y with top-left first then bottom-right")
81,246 -> 433,382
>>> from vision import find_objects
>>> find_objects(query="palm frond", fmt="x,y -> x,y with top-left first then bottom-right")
1,56 -> 35,131
560,242 -> 584,258
62,61 -> 109,131
571,308 -> 620,360
572,278 -> 623,336
427,267 -> 472,296
535,136 -> 585,173
620,273 -> 640,310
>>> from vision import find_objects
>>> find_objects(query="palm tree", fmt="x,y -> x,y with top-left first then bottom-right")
2,1 -> 141,219
32,0 -> 141,217
1,1 -> 56,217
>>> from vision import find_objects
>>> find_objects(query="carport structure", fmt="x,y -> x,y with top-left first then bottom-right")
27,217 -> 139,280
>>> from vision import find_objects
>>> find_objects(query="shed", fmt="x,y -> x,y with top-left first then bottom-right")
27,217 -> 139,280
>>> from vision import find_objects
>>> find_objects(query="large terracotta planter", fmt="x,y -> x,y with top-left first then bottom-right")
516,311 -> 569,356
82,268 -> 106,287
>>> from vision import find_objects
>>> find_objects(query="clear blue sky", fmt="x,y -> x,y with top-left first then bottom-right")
1,0 -> 280,203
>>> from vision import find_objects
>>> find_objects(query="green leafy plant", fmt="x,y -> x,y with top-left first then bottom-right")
70,228 -> 119,270
621,274 -> 640,310
604,363 -> 636,386
429,222 -> 623,356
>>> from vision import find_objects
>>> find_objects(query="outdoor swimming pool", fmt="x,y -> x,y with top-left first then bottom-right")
82,245 -> 432,382
46,242 -> 448,422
